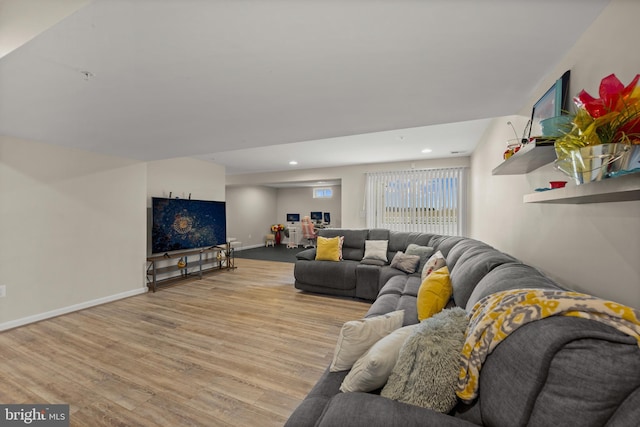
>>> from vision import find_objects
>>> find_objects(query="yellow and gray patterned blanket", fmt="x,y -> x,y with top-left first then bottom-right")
456,288 -> 640,402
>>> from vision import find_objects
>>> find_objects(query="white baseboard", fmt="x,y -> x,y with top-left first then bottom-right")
234,244 -> 264,251
0,287 -> 148,332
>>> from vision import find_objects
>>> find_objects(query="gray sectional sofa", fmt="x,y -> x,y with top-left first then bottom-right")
287,228 -> 640,426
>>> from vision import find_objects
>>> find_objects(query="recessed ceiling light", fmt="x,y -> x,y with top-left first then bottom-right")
421,148 -> 433,153
289,160 -> 298,165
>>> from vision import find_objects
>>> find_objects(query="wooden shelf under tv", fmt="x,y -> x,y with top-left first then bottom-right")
146,244 -> 236,292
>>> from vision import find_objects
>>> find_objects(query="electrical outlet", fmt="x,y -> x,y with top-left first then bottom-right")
248,234 -> 252,240
0,285 -> 6,298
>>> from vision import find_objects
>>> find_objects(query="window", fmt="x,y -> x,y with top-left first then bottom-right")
365,167 -> 467,236
313,188 -> 333,199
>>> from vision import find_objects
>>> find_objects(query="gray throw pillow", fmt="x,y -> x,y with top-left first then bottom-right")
405,244 -> 434,273
390,251 -> 421,274
381,307 -> 468,413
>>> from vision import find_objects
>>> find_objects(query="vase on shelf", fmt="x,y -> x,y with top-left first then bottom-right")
275,231 -> 282,245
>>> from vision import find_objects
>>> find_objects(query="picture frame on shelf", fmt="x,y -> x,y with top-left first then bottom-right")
528,70 -> 571,139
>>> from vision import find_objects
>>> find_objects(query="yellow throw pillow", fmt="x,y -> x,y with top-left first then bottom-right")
417,266 -> 452,321
316,236 -> 341,261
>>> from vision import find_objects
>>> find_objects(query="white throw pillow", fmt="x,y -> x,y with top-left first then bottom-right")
330,310 -> 404,372
340,324 -> 419,392
421,250 -> 446,281
363,240 -> 389,262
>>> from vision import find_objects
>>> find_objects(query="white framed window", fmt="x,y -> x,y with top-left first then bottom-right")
365,167 -> 467,236
313,188 -> 333,199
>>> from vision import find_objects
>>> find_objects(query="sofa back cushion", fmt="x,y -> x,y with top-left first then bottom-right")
477,316 -> 640,427
319,229 -> 369,261
465,263 -> 562,311
428,235 -> 465,257
448,247 -> 517,308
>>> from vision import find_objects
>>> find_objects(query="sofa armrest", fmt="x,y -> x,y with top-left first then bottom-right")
355,264 -> 382,300
296,248 -> 317,260
315,393 -> 478,427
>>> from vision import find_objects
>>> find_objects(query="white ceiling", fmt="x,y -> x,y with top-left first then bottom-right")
0,0 -> 610,175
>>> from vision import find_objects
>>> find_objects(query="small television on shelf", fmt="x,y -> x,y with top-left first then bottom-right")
310,211 -> 323,222
151,197 -> 226,254
286,213 -> 300,222
323,212 -> 331,224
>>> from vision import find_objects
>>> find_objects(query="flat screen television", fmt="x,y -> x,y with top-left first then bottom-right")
286,213 -> 300,222
310,211 -> 323,222
151,197 -> 226,254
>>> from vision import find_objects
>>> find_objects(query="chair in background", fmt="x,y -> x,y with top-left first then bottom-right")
301,216 -> 317,248
265,234 -> 275,247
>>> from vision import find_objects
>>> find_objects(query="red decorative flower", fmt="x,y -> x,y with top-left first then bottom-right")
575,73 -> 640,118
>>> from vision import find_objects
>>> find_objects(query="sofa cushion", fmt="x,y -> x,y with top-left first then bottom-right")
449,248 -> 517,308
368,228 -> 390,241
381,307 -> 469,412
477,317 -> 640,427
417,266 -> 453,321
445,239 -> 493,271
318,229 -> 368,261
283,368 -> 349,427
296,248 -> 316,261
340,324 -> 420,393
366,275 -> 421,326
330,310 -> 404,372
428,235 -> 466,257
465,263 -> 563,311
315,392 -> 479,427
294,259 -> 359,292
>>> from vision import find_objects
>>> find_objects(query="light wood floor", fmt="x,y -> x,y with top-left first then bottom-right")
0,259 -> 370,426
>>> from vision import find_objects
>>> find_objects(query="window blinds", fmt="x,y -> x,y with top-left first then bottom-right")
365,167 -> 467,236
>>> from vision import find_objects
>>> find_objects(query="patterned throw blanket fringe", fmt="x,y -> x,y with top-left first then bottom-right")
456,289 -> 640,403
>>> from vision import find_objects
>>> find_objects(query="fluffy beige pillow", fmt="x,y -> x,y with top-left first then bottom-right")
340,324 -> 419,392
330,310 -> 404,372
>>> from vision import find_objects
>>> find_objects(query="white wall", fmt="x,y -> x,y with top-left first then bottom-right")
0,135 -> 148,329
276,185 -> 342,245
470,0 -> 640,308
226,185 -> 277,247
227,157 -> 471,234
146,157 -> 226,206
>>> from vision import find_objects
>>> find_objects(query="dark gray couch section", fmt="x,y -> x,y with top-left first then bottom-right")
477,317 -> 640,427
295,229 -> 440,302
287,229 -> 640,426
293,259 -> 359,297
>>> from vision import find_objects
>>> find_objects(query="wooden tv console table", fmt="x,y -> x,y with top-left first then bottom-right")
146,242 -> 236,292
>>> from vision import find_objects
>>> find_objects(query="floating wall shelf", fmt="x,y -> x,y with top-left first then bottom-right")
492,140 -> 556,175
523,173 -> 640,204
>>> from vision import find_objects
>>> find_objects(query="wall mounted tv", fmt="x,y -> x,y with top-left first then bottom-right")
151,197 -> 226,254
